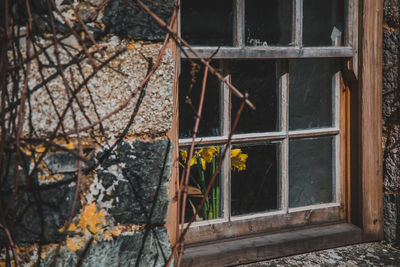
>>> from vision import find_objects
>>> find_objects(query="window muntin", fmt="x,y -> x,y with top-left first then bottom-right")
179,0 -> 352,234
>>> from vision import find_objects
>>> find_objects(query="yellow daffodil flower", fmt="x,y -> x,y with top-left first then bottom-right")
199,157 -> 206,170
198,147 -> 219,163
190,155 -> 198,166
180,149 -> 198,166
180,150 -> 188,163
231,148 -> 248,171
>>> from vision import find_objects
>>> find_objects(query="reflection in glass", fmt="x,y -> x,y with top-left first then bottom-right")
245,0 -> 293,46
231,60 -> 279,134
231,143 -> 280,216
289,137 -> 334,208
179,60 -> 221,138
179,146 -> 222,222
181,0 -> 233,46
303,0 -> 345,46
289,59 -> 339,130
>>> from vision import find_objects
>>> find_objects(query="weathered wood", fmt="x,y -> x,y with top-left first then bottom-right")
278,61 -> 289,213
178,132 -> 286,146
182,46 -> 354,59
346,0 -> 353,46
233,0 -> 245,47
334,71 -> 342,213
352,0 -> 359,78
340,75 -> 351,222
358,0 -> 383,241
182,223 -> 362,267
345,0 -> 359,78
295,0 -> 303,47
220,66 -> 231,222
184,205 -> 343,244
179,128 -> 340,146
288,128 -> 340,139
166,13 -> 180,247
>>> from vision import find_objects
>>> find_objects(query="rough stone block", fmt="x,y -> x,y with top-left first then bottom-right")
102,0 -> 174,40
0,177 -> 80,246
0,152 -> 30,191
383,29 -> 400,120
22,41 -> 174,137
88,0 -> 104,7
384,0 -> 400,28
384,193 -> 399,242
42,227 -> 171,267
92,139 -> 172,225
44,153 -> 80,174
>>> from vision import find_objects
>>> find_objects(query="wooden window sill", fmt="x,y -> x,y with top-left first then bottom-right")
182,223 -> 362,266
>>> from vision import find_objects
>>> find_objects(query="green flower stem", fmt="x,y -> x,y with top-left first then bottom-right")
216,185 -> 220,218
212,156 -> 217,219
198,164 -> 209,219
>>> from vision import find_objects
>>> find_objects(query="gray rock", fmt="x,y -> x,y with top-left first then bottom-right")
384,193 -> 398,242
384,0 -> 400,28
383,0 -> 400,245
94,139 -> 173,225
0,152 -> 30,191
240,242 -> 400,266
42,227 -> 172,267
102,0 -> 174,40
77,4 -> 96,22
88,0 -> 104,7
0,178 -> 80,246
44,153 -> 80,174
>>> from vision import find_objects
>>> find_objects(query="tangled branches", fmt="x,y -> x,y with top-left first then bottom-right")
0,0 -> 253,266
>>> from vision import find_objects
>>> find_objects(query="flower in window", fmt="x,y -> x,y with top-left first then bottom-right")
198,147 -> 219,163
231,148 -> 248,172
180,149 -> 198,166
180,149 -> 188,163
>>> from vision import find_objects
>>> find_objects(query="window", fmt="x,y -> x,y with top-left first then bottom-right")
177,0 -> 361,245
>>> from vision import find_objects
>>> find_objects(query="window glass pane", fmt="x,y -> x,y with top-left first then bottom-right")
179,61 -> 221,138
179,146 -> 223,222
231,60 -> 279,134
303,0 -> 345,46
231,142 -> 280,216
289,136 -> 334,208
245,0 -> 293,46
181,0 -> 233,46
289,59 -> 339,130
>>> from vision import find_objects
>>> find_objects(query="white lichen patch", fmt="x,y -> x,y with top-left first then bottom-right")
86,160 -> 128,210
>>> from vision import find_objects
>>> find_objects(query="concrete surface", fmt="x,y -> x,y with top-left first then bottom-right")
241,242 -> 400,266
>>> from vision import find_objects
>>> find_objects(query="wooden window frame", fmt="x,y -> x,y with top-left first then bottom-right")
166,0 -> 383,264
181,0 -> 356,59
178,59 -> 344,244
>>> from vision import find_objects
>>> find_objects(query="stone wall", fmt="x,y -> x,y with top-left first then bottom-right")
0,0 -> 176,266
383,0 -> 400,243
3,0 -> 400,265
